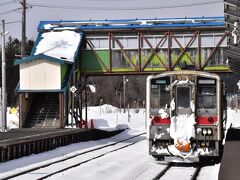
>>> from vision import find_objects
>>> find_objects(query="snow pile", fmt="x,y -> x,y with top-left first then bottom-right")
34,30 -> 82,62
115,124 -> 129,130
7,115 -> 19,129
167,114 -> 196,157
226,108 -> 240,129
100,104 -> 118,113
79,105 -> 146,132
151,113 -> 197,158
170,99 -> 175,111
4,107 -> 19,131
7,107 -> 19,129
170,114 -> 196,142
67,104 -> 145,131
158,109 -> 169,119
166,79 -> 194,91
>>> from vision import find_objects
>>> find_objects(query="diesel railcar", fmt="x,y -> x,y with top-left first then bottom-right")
146,70 -> 227,162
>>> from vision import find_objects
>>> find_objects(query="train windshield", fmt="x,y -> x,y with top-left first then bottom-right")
176,86 -> 191,115
198,87 -> 216,109
150,83 -> 170,116
197,77 -> 217,116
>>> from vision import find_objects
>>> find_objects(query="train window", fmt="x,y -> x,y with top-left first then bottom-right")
150,85 -> 170,116
176,86 -> 191,115
198,87 -> 216,109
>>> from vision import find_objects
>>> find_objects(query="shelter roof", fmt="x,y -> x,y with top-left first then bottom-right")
15,30 -> 83,65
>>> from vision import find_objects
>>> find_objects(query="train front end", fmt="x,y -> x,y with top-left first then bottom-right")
146,71 -> 226,162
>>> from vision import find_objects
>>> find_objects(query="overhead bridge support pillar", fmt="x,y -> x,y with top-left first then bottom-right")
78,74 -> 88,128
59,93 -> 65,128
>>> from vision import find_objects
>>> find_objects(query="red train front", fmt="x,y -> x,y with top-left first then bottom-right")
146,70 -> 227,162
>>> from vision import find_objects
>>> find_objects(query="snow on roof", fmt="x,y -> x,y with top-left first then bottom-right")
38,16 -> 224,31
34,30 -> 82,63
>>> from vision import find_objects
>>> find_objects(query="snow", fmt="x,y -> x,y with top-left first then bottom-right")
170,99 -> 175,111
34,30 -> 82,62
0,107 -> 19,131
44,24 -> 54,30
170,114 -> 196,141
88,85 -> 96,93
73,104 -> 146,132
198,164 -> 220,180
1,105 -> 240,179
158,108 -> 169,119
226,108 -> 240,129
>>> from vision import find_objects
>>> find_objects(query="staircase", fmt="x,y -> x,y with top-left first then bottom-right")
25,93 -> 60,128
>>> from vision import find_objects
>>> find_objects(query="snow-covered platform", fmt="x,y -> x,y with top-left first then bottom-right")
0,128 -> 122,162
219,128 -> 240,180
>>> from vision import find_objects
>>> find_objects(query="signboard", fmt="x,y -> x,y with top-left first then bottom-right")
70,86 -> 77,93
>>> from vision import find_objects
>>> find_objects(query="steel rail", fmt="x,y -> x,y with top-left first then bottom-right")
152,163 -> 172,180
152,163 -> 202,180
1,132 -> 146,180
191,166 -> 202,180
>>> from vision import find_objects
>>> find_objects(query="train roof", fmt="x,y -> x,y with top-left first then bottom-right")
37,16 -> 225,31
147,70 -> 221,81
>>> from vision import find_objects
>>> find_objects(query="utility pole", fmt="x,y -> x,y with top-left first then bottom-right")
1,20 -> 7,132
20,0 -> 26,58
123,75 -> 128,113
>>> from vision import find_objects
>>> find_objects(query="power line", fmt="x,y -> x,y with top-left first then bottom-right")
5,20 -> 22,24
0,0 -> 15,7
81,0 -> 137,1
0,8 -> 21,16
29,0 -> 223,11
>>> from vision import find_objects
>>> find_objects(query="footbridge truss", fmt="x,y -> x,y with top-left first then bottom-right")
14,16 -> 228,128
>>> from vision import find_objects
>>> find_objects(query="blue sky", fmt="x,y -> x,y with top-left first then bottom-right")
0,0 -> 224,39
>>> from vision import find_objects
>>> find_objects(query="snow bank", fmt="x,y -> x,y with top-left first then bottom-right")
68,104 -> 146,132
100,104 -> 118,113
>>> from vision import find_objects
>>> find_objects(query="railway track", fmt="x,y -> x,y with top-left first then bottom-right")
0,132 -> 146,180
152,163 -> 202,180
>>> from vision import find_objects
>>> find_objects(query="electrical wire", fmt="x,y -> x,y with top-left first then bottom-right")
29,0 -> 223,11
0,0 -> 15,7
81,0 -> 136,1
0,8 -> 21,15
6,20 -> 22,24
0,20 -> 22,26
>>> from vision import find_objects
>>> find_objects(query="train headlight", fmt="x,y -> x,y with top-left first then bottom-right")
207,117 -> 214,123
207,129 -> 212,135
202,129 -> 207,135
197,128 -> 201,134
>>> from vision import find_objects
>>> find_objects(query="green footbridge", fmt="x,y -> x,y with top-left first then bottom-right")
14,16 -> 229,128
